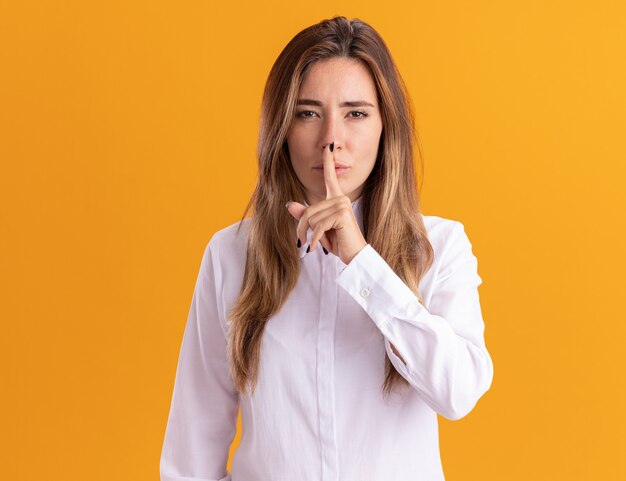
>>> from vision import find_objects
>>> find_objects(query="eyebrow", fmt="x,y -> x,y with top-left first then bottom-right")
296,98 -> 376,108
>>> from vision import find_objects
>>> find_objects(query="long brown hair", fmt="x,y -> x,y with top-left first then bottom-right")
227,16 -> 434,401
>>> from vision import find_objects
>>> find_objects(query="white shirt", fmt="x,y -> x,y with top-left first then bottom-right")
160,196 -> 494,481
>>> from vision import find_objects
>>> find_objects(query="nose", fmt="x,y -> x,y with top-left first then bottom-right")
320,113 -> 343,151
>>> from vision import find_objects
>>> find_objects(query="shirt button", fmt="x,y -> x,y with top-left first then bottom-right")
360,288 -> 370,297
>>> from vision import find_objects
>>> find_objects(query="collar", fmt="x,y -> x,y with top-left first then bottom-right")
297,195 -> 364,258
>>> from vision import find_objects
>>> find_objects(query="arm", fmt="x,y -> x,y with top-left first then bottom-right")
335,221 -> 494,421
160,236 -> 239,481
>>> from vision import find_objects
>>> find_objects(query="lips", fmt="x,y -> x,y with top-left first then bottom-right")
313,162 -> 350,169
312,164 -> 350,176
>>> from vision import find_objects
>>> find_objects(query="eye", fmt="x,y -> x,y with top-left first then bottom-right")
295,110 -> 369,119
296,110 -> 317,118
349,111 -> 368,119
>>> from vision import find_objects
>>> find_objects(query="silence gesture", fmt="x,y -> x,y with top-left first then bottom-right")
286,142 -> 367,265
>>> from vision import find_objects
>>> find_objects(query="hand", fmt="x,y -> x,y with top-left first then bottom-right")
286,142 -> 368,265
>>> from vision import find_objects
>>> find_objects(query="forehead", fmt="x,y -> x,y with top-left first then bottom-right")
299,58 -> 377,100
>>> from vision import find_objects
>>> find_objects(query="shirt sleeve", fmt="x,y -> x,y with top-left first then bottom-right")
160,235 -> 239,481
335,221 -> 494,421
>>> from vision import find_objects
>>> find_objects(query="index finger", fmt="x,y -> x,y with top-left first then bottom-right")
324,142 -> 344,199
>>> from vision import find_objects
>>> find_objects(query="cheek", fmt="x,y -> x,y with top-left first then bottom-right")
353,120 -> 381,143
354,126 -> 381,156
287,130 -> 311,159
286,136 -> 303,165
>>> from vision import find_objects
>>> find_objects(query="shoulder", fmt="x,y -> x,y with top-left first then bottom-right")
207,218 -> 251,255
421,213 -> 470,250
199,218 -> 251,282
420,213 -> 480,284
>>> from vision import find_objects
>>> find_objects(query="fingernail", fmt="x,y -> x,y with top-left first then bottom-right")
306,245 -> 310,253
330,142 -> 334,152
323,247 -> 328,255
297,238 -> 301,248
285,200 -> 293,209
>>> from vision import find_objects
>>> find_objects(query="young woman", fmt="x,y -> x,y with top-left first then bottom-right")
160,16 -> 494,481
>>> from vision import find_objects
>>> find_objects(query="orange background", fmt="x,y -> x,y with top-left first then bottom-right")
1,1 -> 625,480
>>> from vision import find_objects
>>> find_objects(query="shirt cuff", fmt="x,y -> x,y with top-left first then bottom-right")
335,244 -> 426,330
